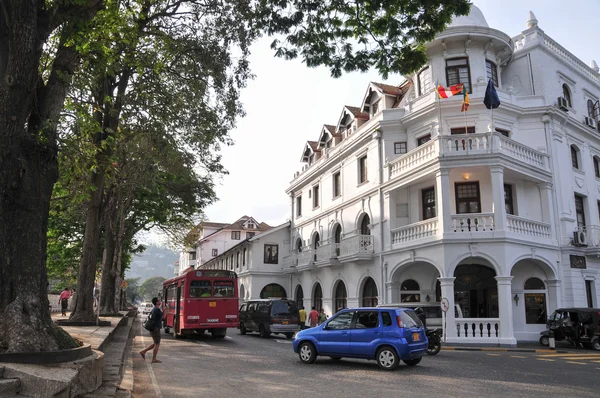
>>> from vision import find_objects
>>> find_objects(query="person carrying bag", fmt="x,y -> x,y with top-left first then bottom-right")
140,297 -> 164,364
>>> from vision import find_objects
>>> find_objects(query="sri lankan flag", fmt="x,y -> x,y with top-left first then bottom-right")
436,83 -> 463,98
461,85 -> 470,112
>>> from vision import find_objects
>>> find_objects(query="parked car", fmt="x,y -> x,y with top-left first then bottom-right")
293,307 -> 428,370
378,303 -> 463,328
138,302 -> 153,317
239,298 -> 300,339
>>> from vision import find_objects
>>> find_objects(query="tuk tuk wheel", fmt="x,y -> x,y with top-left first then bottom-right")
539,336 -> 549,347
592,338 -> 600,351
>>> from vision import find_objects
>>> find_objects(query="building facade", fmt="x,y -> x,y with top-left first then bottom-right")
282,7 -> 600,346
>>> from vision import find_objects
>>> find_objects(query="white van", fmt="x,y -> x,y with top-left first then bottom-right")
378,303 -> 463,328
137,302 -> 154,316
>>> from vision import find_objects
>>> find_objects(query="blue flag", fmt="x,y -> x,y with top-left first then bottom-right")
483,79 -> 500,109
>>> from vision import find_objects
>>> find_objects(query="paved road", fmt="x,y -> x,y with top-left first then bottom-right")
130,320 -> 599,398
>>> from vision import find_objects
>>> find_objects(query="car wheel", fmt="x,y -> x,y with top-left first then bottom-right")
403,357 -> 422,366
539,336 -> 549,347
376,346 -> 399,371
329,356 -> 342,360
592,338 -> 600,351
284,332 -> 294,339
240,323 -> 247,335
298,342 -> 317,364
259,324 -> 270,338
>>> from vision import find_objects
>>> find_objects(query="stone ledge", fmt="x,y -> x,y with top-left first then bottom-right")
2,350 -> 103,398
0,344 -> 92,365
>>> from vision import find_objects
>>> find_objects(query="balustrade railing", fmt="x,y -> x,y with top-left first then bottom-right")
507,215 -> 551,238
338,235 -> 374,257
452,213 -> 494,232
444,133 -> 490,154
296,249 -> 313,267
498,135 -> 547,169
391,218 -> 439,244
455,318 -> 500,338
388,139 -> 439,179
315,243 -> 335,262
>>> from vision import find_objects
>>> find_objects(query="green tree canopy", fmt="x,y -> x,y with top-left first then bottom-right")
139,277 -> 167,301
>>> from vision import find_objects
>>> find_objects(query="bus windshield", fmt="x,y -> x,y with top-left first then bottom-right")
190,280 -> 212,297
213,281 -> 235,297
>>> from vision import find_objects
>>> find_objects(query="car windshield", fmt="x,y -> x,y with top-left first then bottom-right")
399,310 -> 422,328
271,300 -> 297,316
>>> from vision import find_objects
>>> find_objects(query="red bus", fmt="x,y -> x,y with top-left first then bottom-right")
162,269 -> 239,338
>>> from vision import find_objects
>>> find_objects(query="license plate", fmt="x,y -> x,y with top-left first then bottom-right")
207,319 -> 219,322
413,332 -> 420,341
209,301 -> 216,307
283,321 -> 289,325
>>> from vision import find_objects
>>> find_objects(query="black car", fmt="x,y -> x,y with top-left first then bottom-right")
239,298 -> 300,339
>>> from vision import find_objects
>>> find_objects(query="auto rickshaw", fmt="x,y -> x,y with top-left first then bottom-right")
539,308 -> 600,350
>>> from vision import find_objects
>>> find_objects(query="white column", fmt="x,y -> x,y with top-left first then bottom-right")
537,182 -> 555,238
495,276 -> 517,346
435,170 -> 452,233
490,166 -> 506,231
386,281 -> 399,303
546,279 -> 561,313
439,277 -> 457,340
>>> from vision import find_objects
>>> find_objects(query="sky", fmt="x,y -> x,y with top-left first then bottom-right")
141,0 -> 600,246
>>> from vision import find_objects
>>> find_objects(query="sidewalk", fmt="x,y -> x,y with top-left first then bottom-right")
1,311 -> 135,397
441,341 -> 575,353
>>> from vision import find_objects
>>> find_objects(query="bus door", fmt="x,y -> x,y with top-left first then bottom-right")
174,283 -> 182,335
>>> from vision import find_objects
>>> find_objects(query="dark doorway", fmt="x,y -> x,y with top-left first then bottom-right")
454,264 -> 498,318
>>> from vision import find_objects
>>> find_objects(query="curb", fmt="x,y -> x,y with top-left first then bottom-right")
441,346 -> 570,353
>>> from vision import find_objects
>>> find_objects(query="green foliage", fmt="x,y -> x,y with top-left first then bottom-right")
139,276 -> 167,301
255,0 -> 471,78
125,277 -> 141,303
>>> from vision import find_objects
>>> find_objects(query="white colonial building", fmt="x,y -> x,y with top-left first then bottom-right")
178,216 -> 270,275
279,7 -> 600,346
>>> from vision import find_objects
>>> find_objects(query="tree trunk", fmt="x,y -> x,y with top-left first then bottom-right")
99,197 -> 117,314
0,1 -> 96,353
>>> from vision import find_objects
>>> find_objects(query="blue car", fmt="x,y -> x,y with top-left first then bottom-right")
293,307 -> 428,370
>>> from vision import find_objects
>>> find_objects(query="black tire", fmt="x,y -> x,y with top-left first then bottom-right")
164,327 -> 170,334
426,340 -> 441,356
259,324 -> 270,338
403,357 -> 422,366
592,338 -> 600,351
329,356 -> 342,360
376,346 -> 399,371
298,342 -> 317,364
240,323 -> 247,335
539,336 -> 549,347
284,332 -> 294,339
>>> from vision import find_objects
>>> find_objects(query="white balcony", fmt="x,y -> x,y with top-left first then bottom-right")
451,213 -> 494,232
387,132 -> 550,182
506,215 -> 551,238
338,235 -> 374,260
391,218 -> 439,244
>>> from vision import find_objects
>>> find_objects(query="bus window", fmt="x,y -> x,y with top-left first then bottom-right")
214,281 -> 235,297
190,280 -> 212,297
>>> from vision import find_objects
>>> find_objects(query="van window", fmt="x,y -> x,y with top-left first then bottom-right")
239,304 -> 247,312
271,300 -> 298,316
247,303 -> 256,313
258,302 -> 269,313
423,307 -> 442,318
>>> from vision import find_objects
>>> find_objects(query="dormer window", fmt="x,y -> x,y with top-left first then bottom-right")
247,223 -> 255,229
562,84 -> 572,108
308,154 -> 314,165
417,67 -> 431,96
371,100 -> 380,115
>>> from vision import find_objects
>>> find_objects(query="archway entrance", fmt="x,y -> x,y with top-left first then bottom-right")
334,281 -> 347,311
295,285 -> 304,309
313,283 -> 323,311
454,264 -> 498,318
260,283 -> 287,299
362,277 -> 378,307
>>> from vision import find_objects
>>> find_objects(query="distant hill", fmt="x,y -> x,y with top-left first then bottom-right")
125,244 -> 178,282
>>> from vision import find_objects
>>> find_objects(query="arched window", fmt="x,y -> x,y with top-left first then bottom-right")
571,145 -> 580,169
524,277 -> 547,324
312,233 -> 320,261
236,252 -> 240,268
360,214 -> 371,235
594,156 -> 600,178
562,84 -> 572,108
313,283 -> 323,311
295,285 -> 304,309
242,248 -> 246,266
401,279 -> 420,303
260,283 -> 286,299
296,238 -> 303,252
362,277 -> 378,307
334,281 -> 347,311
588,99 -> 595,118
333,224 -> 342,256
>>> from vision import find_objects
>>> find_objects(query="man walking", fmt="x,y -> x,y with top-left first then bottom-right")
298,306 -> 307,330
58,288 -> 71,316
140,297 -> 164,364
